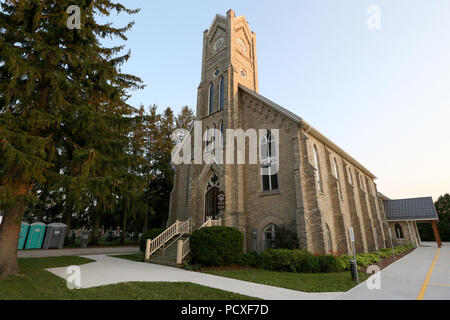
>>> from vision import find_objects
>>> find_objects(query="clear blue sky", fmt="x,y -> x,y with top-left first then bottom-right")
103,0 -> 450,200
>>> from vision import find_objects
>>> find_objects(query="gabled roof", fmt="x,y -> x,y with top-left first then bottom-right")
383,197 -> 438,221
238,84 -> 377,179
238,84 -> 303,124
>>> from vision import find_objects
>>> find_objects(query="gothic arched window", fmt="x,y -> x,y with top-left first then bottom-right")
346,164 -> 353,185
333,158 -> 342,200
313,145 -> 323,192
395,223 -> 404,239
219,121 -> 224,147
358,172 -> 364,191
205,126 -> 210,148
212,123 -> 216,150
219,77 -> 225,110
208,82 -> 214,115
263,224 -> 276,250
260,130 -> 278,191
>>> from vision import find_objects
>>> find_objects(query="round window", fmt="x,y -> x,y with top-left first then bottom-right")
214,38 -> 224,51
240,69 -> 247,78
237,38 -> 247,52
214,69 -> 220,77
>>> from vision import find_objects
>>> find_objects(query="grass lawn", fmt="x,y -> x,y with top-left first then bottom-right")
0,256 -> 255,300
204,269 -> 370,292
111,252 -> 145,262
113,254 -> 369,293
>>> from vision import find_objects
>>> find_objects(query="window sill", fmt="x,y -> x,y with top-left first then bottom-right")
259,190 -> 280,197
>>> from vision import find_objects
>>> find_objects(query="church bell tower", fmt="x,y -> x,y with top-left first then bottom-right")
197,9 -> 258,120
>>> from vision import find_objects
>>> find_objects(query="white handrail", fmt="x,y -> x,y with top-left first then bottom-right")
145,218 -> 192,260
175,218 -> 222,264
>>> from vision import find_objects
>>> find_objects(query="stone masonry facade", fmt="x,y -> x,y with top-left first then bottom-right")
168,10 -> 399,255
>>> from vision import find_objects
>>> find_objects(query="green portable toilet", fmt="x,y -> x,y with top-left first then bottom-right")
18,222 -> 30,250
25,222 -> 46,249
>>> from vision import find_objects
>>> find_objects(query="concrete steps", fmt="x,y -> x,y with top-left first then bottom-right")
148,235 -> 189,267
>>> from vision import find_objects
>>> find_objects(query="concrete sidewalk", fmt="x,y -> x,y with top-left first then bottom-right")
47,254 -> 342,300
340,242 -> 450,300
18,246 -> 139,258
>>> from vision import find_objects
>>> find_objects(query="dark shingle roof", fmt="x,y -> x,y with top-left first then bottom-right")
383,197 -> 438,221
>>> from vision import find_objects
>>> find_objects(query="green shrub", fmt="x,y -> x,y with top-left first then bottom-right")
259,249 -> 340,273
293,250 -> 319,273
337,245 -> 416,270
273,223 -> 298,249
336,254 -> 352,271
317,254 -> 339,273
139,228 -> 165,252
190,226 -> 244,266
260,249 -> 296,272
240,251 -> 263,267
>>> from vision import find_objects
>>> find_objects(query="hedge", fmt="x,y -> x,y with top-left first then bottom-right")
256,249 -> 339,273
336,244 -> 415,270
139,228 -> 165,252
241,244 -> 415,273
190,226 -> 244,266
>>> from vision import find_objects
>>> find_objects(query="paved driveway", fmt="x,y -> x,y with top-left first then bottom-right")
18,246 -> 139,258
46,254 -> 342,300
340,242 -> 450,300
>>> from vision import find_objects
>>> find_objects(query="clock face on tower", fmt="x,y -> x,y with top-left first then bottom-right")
214,38 -> 224,51
237,38 -> 247,53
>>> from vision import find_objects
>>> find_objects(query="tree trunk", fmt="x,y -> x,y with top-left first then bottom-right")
120,212 -> 127,245
91,214 -> 101,245
0,201 -> 26,279
64,209 -> 72,242
143,212 -> 148,233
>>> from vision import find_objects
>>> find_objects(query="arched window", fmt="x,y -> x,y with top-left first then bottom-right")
395,223 -> 404,239
219,121 -> 224,147
333,158 -> 342,200
325,224 -> 333,252
358,172 -> 364,191
219,77 -> 224,110
212,123 -> 216,150
313,145 -> 323,192
263,224 -> 276,250
260,130 -> 278,191
205,126 -> 210,148
208,83 -> 214,114
346,164 -> 353,185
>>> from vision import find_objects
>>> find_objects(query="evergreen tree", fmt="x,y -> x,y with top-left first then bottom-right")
418,194 -> 450,241
0,0 -> 143,278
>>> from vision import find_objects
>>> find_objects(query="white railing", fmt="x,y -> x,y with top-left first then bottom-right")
145,218 -> 192,260
177,238 -> 191,265
200,218 -> 222,228
176,218 -> 221,264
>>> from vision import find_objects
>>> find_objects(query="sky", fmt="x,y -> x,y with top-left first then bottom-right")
100,0 -> 450,201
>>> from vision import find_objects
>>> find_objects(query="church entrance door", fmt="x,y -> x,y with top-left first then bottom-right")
205,186 -> 219,221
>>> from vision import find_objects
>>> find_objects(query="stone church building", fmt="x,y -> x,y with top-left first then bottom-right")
167,10 -> 439,255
